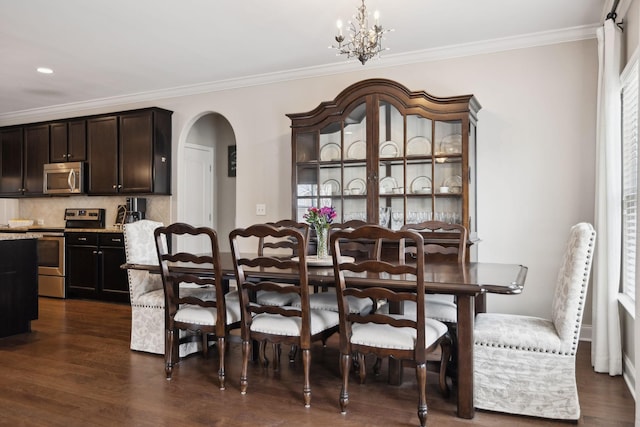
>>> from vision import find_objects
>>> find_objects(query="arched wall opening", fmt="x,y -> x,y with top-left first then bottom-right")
177,111 -> 237,252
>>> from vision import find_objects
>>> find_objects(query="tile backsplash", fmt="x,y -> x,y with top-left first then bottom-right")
14,195 -> 171,228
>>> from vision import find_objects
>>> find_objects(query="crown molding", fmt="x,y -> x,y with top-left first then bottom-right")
0,24 -> 599,124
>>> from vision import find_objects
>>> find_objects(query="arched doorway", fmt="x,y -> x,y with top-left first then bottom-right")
178,112 -> 237,252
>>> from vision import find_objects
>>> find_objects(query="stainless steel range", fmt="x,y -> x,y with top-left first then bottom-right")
37,229 -> 66,298
37,208 -> 106,298
64,208 -> 106,229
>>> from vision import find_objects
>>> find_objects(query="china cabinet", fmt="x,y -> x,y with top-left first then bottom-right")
287,78 -> 481,243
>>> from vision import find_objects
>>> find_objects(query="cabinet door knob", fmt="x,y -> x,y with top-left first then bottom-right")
113,184 -> 117,189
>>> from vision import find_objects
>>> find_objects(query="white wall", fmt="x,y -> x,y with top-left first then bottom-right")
0,38 -> 598,322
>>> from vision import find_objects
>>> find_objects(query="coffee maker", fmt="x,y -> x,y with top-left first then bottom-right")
125,197 -> 146,223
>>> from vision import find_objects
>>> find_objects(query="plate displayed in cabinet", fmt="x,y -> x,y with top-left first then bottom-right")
406,136 -> 431,156
443,175 -> 463,193
321,179 -> 341,195
320,143 -> 341,161
346,140 -> 366,159
439,134 -> 462,154
379,140 -> 399,158
379,176 -> 398,194
410,176 -> 432,194
346,178 -> 366,195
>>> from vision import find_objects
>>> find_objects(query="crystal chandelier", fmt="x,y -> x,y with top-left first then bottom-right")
331,0 -> 392,65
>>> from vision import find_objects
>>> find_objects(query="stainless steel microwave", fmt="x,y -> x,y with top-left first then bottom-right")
43,162 -> 85,194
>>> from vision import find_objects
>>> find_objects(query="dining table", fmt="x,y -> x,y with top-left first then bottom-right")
122,252 -> 527,419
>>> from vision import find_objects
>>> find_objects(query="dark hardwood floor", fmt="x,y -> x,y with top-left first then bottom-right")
0,298 -> 634,426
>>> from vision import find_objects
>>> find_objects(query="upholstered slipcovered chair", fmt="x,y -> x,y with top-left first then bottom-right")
123,220 -> 206,357
473,222 -> 596,420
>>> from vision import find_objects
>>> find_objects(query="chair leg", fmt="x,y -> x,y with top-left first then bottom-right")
358,352 -> 367,384
240,340 -> 250,395
217,336 -> 226,390
259,340 -> 269,367
416,362 -> 428,427
438,336 -> 451,398
273,343 -> 281,371
373,357 -> 382,376
289,344 -> 298,363
165,328 -> 175,380
339,352 -> 351,414
446,325 -> 458,383
302,348 -> 311,408
202,332 -> 208,357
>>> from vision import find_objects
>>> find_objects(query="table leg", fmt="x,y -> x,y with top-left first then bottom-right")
456,294 -> 475,419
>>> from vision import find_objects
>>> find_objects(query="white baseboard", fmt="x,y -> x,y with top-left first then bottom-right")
623,352 -> 636,400
581,324 -> 636,400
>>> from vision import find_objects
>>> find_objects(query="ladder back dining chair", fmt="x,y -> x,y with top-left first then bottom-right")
331,224 -> 451,427
229,223 -> 339,407
154,223 -> 241,390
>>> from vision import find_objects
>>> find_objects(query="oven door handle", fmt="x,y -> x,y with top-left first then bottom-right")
68,169 -> 76,191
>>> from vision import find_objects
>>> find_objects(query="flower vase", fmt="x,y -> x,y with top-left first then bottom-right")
315,225 -> 329,259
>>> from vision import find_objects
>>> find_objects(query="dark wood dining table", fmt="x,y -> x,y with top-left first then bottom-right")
122,252 -> 527,419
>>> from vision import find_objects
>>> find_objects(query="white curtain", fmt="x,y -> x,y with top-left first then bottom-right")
592,19 -> 623,376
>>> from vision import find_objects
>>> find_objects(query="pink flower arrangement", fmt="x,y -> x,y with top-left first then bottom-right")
303,206 -> 337,229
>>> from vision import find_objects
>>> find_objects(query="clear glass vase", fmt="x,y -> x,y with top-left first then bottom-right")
315,225 -> 329,259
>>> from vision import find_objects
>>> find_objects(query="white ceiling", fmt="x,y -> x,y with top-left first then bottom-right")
0,0 -> 609,119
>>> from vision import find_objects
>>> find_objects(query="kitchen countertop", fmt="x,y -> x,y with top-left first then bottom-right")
0,232 -> 40,241
0,226 -> 124,234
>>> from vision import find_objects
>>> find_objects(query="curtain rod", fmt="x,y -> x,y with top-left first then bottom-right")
606,0 -> 620,20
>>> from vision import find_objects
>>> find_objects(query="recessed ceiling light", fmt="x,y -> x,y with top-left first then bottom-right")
37,67 -> 53,74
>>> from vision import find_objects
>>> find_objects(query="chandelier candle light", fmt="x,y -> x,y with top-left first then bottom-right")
331,0 -> 392,65
303,206 -> 337,259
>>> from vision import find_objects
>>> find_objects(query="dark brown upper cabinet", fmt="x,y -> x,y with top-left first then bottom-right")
0,124 -> 49,196
0,127 -> 24,196
50,119 -> 86,163
87,107 -> 171,195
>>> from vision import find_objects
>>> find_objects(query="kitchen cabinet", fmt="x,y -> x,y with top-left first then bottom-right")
87,115 -> 118,194
23,123 -> 50,196
0,124 -> 49,196
50,119 -> 86,162
66,232 -> 129,303
0,237 -> 38,337
287,78 -> 481,254
0,127 -> 23,195
0,106 -> 171,198
87,107 -> 172,195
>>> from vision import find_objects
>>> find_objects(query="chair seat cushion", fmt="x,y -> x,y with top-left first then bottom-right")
256,290 -> 300,306
376,298 -> 457,323
475,312 -> 564,354
293,290 -> 373,314
350,317 -> 448,350
174,293 -> 242,326
134,286 -> 219,308
250,307 -> 339,336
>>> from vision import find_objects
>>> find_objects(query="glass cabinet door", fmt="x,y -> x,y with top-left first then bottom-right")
289,78 -> 479,240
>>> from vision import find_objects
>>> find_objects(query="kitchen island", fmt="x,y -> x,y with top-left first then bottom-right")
0,233 -> 38,337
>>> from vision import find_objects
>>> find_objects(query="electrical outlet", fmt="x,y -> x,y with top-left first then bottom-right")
256,203 -> 266,216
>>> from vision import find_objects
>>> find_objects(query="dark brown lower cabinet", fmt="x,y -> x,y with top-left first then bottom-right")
66,232 -> 129,303
0,238 -> 38,337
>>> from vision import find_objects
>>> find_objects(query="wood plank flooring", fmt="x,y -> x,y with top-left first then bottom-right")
0,298 -> 634,426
